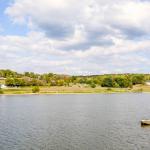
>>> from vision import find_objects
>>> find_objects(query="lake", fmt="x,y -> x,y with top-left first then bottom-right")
0,94 -> 150,150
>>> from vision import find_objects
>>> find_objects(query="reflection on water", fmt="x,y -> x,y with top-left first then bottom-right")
0,94 -> 150,150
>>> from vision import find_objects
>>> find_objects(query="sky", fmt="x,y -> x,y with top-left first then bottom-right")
0,0 -> 150,75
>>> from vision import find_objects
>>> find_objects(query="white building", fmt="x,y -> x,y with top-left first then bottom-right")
146,81 -> 150,86
0,84 -> 7,89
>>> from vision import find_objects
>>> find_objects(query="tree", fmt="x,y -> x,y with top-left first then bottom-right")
5,78 -> 14,86
57,80 -> 65,86
13,78 -> 25,87
79,78 -> 87,84
114,76 -> 130,88
101,76 -> 114,87
93,78 -> 101,85
71,76 -> 77,82
86,79 -> 93,85
132,74 -> 145,85
5,78 -> 26,87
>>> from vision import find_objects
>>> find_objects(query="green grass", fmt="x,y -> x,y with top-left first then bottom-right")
1,84 -> 150,95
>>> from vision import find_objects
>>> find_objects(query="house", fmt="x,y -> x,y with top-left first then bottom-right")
0,84 -> 7,89
146,81 -> 150,86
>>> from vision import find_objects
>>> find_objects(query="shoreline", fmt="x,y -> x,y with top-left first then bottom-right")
1,84 -> 150,96
1,91 -> 150,96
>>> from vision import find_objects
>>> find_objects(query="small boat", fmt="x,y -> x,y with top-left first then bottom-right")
141,120 -> 150,126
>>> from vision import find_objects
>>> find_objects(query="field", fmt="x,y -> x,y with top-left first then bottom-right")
0,79 -> 5,84
1,84 -> 150,95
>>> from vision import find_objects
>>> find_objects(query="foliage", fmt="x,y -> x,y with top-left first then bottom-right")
5,78 -> 14,86
90,83 -> 96,88
57,80 -> 65,86
71,76 -> 77,83
132,74 -> 145,85
114,76 -> 130,88
1,69 -> 150,88
0,88 -> 4,94
101,75 -> 133,88
0,69 -> 21,78
32,86 -> 40,93
5,78 -> 26,87
101,76 -> 114,87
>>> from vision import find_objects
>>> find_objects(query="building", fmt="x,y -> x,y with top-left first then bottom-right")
0,84 -> 7,89
146,81 -> 150,86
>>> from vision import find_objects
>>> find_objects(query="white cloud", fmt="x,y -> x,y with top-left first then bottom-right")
1,0 -> 150,74
0,31 -> 150,74
5,0 -> 150,37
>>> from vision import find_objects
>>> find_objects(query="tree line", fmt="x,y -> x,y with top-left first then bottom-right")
0,69 -> 149,88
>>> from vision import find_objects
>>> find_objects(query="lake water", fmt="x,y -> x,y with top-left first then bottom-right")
0,94 -> 150,150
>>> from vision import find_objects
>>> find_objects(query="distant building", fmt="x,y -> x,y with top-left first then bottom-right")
0,84 -> 7,89
146,81 -> 150,86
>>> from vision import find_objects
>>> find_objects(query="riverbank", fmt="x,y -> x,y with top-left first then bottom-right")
0,84 -> 150,95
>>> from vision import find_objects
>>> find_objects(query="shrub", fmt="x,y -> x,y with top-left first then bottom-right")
32,86 -> 40,93
114,76 -> 130,88
57,80 -> 65,86
0,88 -> 4,94
132,75 -> 145,85
90,83 -> 96,88
101,77 -> 114,87
113,82 -> 120,88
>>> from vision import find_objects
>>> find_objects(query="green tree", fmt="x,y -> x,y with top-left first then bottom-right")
114,76 -> 130,88
5,78 -> 14,86
57,80 -> 65,86
101,76 -> 114,87
79,78 -> 87,84
132,74 -> 145,85
71,76 -> 77,82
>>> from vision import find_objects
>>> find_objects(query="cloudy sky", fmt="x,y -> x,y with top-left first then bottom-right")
0,0 -> 150,75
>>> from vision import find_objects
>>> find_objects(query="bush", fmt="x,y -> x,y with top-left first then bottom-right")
132,75 -> 145,85
57,80 -> 65,86
90,83 -> 96,88
32,86 -> 40,93
5,78 -> 26,87
114,76 -> 130,88
101,76 -> 132,88
0,88 -> 4,94
101,77 -> 114,87
113,82 -> 120,88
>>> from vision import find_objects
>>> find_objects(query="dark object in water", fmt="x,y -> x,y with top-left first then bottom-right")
141,120 -> 150,126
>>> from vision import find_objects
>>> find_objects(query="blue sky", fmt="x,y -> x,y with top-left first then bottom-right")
0,0 -> 28,35
0,0 -> 150,75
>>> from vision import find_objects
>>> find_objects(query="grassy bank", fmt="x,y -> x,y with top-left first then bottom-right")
1,84 -> 150,95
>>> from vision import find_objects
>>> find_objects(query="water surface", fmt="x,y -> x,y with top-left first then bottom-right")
0,94 -> 150,150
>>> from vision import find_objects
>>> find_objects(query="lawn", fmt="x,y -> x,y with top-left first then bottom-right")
1,84 -> 150,95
